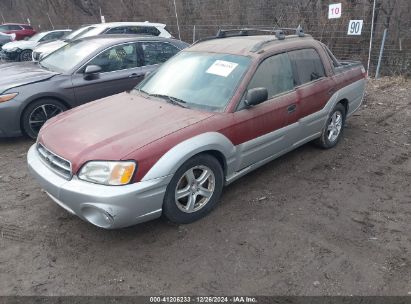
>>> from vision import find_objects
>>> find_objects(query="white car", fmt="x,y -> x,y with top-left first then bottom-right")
1,29 -> 71,61
32,22 -> 173,61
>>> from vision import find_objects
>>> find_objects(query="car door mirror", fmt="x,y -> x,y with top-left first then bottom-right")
84,65 -> 102,75
245,87 -> 268,107
84,65 -> 102,80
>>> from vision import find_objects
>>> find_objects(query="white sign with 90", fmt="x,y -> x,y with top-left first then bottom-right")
328,3 -> 342,19
347,20 -> 363,35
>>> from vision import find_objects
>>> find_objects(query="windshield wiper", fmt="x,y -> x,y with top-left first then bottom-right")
149,94 -> 188,108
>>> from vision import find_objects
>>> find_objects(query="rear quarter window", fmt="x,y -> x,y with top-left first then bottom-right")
288,48 -> 325,85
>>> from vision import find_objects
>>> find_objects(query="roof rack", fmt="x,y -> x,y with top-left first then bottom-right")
193,25 -> 306,46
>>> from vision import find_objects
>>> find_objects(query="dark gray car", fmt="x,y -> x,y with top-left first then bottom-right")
0,35 -> 189,138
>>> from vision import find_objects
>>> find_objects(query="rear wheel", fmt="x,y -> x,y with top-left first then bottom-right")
22,99 -> 67,139
163,154 -> 224,224
316,103 -> 346,149
19,49 -> 33,61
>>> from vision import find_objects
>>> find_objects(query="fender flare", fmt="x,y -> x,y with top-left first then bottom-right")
141,132 -> 238,182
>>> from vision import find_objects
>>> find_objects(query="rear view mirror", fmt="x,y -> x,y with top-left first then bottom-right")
84,65 -> 102,75
245,87 -> 268,107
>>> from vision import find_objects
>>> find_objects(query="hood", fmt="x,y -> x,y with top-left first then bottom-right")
2,40 -> 37,51
0,62 -> 59,94
39,92 -> 214,173
33,40 -> 67,54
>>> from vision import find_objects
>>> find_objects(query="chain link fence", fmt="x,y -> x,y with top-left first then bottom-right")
1,0 -> 410,76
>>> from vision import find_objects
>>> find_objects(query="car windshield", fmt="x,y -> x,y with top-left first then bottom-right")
65,26 -> 96,40
0,25 -> 8,31
39,40 -> 100,73
136,52 -> 251,111
28,32 -> 47,41
79,26 -> 106,38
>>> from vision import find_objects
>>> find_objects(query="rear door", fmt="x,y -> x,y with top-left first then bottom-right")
231,52 -> 298,170
71,42 -> 144,105
288,48 -> 335,143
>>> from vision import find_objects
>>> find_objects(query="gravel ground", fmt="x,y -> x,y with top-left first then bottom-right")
0,77 -> 410,296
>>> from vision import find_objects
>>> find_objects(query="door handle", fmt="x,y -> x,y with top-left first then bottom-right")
129,73 -> 143,78
287,104 -> 297,114
328,88 -> 337,96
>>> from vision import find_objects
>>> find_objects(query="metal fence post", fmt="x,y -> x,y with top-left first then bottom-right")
193,25 -> 196,43
375,28 -> 387,79
0,12 -> 5,23
367,0 -> 376,76
173,0 -> 181,40
46,13 -> 55,30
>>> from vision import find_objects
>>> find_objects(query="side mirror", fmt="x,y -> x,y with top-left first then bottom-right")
84,65 -> 102,80
84,65 -> 102,75
24,36 -> 30,41
245,87 -> 268,107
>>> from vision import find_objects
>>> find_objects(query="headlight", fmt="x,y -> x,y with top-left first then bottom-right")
0,93 -> 18,103
78,161 -> 136,186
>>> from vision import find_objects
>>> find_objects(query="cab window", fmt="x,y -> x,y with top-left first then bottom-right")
140,41 -> 180,66
288,49 -> 325,85
248,53 -> 294,98
237,53 -> 294,110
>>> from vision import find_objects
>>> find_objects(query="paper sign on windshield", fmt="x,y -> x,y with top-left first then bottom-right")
206,60 -> 238,77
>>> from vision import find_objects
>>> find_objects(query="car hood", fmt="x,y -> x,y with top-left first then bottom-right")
2,40 -> 37,51
39,92 -> 215,173
34,40 -> 66,54
0,62 -> 59,94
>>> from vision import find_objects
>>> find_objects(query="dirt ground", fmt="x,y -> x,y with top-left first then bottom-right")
0,77 -> 410,296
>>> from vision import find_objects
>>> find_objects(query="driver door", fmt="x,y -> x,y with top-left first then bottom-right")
71,42 -> 144,106
230,52 -> 299,170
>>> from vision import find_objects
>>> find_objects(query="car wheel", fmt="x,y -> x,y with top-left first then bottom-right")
316,103 -> 346,149
19,49 -> 33,62
163,154 -> 224,224
22,99 -> 67,139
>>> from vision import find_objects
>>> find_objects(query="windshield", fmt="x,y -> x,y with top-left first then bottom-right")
39,39 -> 100,73
79,26 -> 106,38
28,32 -> 47,41
136,52 -> 251,111
65,26 -> 97,40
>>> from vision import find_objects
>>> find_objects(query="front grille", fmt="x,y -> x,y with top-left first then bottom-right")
37,143 -> 72,179
32,51 -> 40,61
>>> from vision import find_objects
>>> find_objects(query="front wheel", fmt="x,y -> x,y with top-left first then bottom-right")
163,154 -> 224,224
19,49 -> 33,61
316,103 -> 346,149
22,99 -> 67,139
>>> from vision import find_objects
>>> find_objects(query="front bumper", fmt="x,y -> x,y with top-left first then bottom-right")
0,49 -> 19,61
27,144 -> 171,229
0,95 -> 24,137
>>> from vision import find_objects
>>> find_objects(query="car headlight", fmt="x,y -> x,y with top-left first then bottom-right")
78,161 -> 136,186
0,93 -> 18,103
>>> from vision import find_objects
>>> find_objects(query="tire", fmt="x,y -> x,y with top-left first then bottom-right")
163,154 -> 224,224
21,99 -> 67,139
19,49 -> 33,62
315,103 -> 346,149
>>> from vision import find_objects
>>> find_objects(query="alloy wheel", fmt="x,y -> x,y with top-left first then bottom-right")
28,104 -> 64,135
175,165 -> 216,213
327,110 -> 343,142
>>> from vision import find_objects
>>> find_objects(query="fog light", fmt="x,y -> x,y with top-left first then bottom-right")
81,206 -> 114,228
